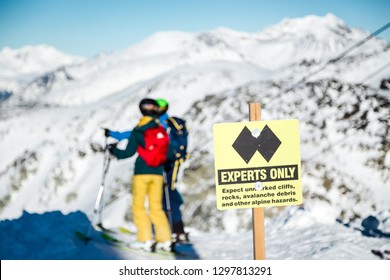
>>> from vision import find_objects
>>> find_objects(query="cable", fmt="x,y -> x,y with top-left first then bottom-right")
298,57 -> 390,123
266,21 -> 390,107
328,22 -> 390,64
304,113 -> 390,161
359,61 -> 390,85
298,58 -> 390,160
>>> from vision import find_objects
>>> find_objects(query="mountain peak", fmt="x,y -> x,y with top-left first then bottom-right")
282,13 -> 346,27
0,44 -> 84,61
260,13 -> 352,40
0,44 -> 84,80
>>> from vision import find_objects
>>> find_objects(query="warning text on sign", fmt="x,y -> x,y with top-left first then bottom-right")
217,164 -> 298,185
219,183 -> 299,208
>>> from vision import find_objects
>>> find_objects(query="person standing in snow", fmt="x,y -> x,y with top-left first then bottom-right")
155,98 -> 190,243
105,98 -> 190,243
107,98 -> 172,252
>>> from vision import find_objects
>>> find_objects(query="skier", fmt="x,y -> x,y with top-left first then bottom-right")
155,98 -> 190,243
104,98 -> 190,243
107,98 -> 172,252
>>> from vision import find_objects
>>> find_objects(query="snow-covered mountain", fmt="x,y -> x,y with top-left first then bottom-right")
0,44 -> 84,99
2,14 -> 388,107
0,14 -> 389,259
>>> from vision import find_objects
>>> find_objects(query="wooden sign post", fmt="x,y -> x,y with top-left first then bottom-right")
213,103 -> 302,261
249,103 -> 265,260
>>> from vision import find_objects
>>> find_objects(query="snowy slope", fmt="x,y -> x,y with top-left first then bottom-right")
0,14 -> 389,260
1,207 -> 389,260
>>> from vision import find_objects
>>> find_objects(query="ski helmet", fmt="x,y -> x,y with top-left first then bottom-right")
139,98 -> 159,116
156,98 -> 169,115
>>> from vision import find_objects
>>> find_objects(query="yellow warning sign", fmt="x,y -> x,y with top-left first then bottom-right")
213,119 -> 302,210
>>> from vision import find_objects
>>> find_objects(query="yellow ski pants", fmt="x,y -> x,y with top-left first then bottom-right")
132,174 -> 171,242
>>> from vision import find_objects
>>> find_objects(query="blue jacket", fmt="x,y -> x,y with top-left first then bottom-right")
108,113 -> 169,140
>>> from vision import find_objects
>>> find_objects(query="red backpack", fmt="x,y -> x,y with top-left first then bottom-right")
137,125 -> 169,167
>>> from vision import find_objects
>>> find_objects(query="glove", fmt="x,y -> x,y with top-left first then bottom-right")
106,143 -> 117,153
103,128 -> 110,137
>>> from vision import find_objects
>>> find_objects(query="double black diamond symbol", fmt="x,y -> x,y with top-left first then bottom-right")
232,125 -> 282,163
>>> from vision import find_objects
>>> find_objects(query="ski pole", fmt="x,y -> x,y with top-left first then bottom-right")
96,140 -> 111,227
163,171 -> 174,233
86,138 -> 111,239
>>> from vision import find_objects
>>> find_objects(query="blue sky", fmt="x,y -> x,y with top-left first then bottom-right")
1,0 -> 389,57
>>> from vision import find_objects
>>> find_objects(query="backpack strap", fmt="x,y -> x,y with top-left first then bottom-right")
168,116 -> 184,132
170,158 -> 184,190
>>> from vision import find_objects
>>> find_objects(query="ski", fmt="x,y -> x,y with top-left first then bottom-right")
75,225 -> 198,259
101,231 -> 122,243
93,224 -> 137,236
124,245 -> 175,256
121,242 -> 196,258
75,230 -> 93,242
118,226 -> 137,235
100,230 -> 198,258
75,225 -> 132,244
74,229 -> 119,245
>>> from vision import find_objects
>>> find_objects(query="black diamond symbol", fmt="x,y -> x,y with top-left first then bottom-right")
257,125 -> 281,162
232,125 -> 282,163
232,126 -> 259,163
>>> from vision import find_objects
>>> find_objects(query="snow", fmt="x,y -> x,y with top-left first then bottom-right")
0,44 -> 84,95
0,206 -> 389,260
0,45 -> 84,79
1,14 -> 390,262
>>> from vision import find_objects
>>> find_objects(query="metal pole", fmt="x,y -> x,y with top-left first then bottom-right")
88,138 -> 110,235
163,171 -> 174,232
